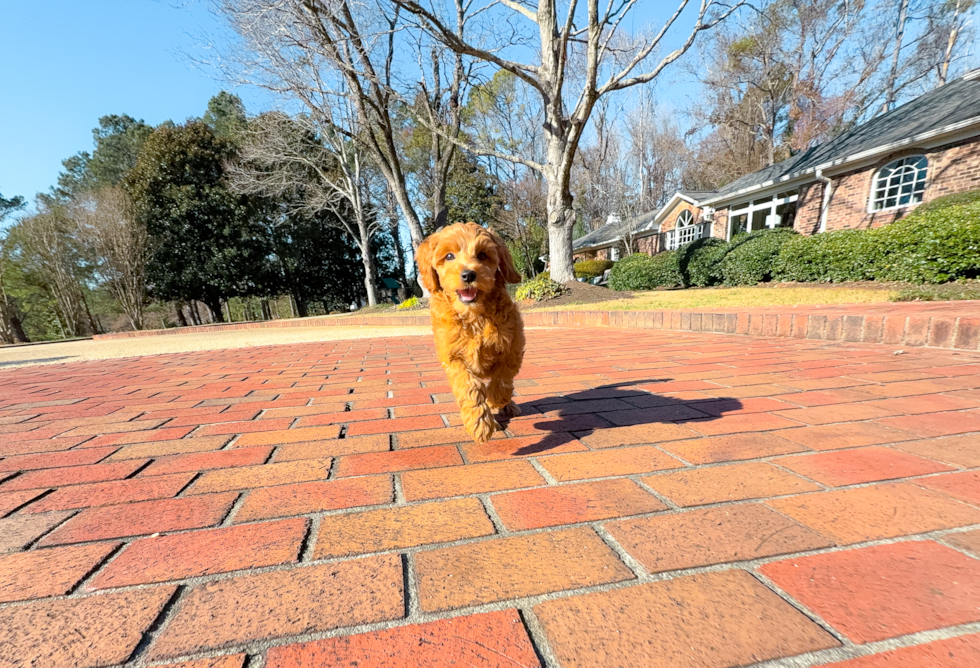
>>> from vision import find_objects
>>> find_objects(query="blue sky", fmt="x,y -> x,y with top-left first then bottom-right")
0,0 -> 269,208
0,0 -> 702,213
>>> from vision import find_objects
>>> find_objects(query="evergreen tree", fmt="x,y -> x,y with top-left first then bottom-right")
126,121 -> 272,320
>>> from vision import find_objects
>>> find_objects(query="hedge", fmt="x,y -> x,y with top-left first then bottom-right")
720,228 -> 798,286
677,237 -> 728,287
607,188 -> 980,291
774,189 -> 980,284
774,229 -> 879,283
873,191 -> 980,283
608,252 -> 682,290
574,259 -> 615,280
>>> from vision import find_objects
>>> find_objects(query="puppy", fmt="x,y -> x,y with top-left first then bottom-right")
416,222 -> 525,444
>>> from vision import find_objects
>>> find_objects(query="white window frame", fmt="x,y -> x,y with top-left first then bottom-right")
674,210 -> 698,247
869,155 -> 928,213
726,190 -> 798,240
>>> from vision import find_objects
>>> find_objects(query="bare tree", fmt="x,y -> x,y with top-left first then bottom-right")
229,111 -> 384,306
215,0 -> 472,267
72,187 -> 149,330
391,0 -> 741,282
15,209 -> 88,338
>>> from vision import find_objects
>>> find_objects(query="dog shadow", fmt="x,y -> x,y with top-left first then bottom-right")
496,380 -> 743,456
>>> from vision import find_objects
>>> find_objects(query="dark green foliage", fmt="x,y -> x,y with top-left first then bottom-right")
46,115 -> 153,203
515,275 -> 568,301
774,230 -> 879,282
1,189 -> 26,221
609,252 -> 682,290
720,228 -> 798,286
873,193 -> 980,283
445,153 -> 500,228
773,189 -> 980,285
204,92 -> 248,141
677,237 -> 728,287
126,121 -> 272,318
574,259 -> 615,279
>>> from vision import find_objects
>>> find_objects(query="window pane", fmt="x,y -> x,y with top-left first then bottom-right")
730,213 -> 748,236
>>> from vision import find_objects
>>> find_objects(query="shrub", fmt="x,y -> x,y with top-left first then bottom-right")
873,191 -> 980,283
677,237 -> 728,287
396,296 -> 420,310
574,259 -> 615,280
608,252 -> 682,291
515,275 -> 568,301
774,229 -> 879,283
720,228 -> 798,286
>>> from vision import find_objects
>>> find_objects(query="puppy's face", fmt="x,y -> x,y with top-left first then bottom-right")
417,222 -> 521,313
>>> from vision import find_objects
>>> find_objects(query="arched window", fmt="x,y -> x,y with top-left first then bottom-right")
871,156 -> 927,211
674,209 -> 698,246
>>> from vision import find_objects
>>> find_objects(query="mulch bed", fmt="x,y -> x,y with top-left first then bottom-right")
521,280 -> 627,310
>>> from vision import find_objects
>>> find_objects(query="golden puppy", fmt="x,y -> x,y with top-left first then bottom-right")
416,222 -> 525,444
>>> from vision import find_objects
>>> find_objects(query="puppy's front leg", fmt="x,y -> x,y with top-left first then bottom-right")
445,360 -> 498,444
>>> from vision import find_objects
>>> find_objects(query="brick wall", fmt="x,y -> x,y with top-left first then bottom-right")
659,201 -> 703,233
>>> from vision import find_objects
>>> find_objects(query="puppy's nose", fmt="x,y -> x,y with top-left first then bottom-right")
460,269 -> 476,283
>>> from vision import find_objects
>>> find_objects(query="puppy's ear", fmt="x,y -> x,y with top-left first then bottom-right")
415,236 -> 441,293
490,231 -> 523,284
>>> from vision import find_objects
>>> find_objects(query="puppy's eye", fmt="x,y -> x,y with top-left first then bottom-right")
477,252 -> 487,261
445,253 -> 455,261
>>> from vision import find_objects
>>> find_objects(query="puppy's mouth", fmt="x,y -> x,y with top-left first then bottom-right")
456,287 -> 479,304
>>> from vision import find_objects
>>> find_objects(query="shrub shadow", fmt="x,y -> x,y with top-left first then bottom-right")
497,380 -> 743,456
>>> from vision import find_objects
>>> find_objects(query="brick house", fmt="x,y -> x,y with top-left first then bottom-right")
704,69 -> 980,240
572,191 -> 715,261
574,68 -> 980,257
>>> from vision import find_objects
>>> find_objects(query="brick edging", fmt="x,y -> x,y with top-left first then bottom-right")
520,309 -> 980,351
93,308 -> 980,351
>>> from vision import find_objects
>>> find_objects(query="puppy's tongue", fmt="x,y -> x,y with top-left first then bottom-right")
456,287 -> 478,303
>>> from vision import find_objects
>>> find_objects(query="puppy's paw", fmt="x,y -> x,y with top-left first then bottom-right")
499,401 -> 521,418
468,411 -> 499,444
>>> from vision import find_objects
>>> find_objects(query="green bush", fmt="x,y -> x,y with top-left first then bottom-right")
574,259 -> 616,280
774,229 -> 879,283
720,228 -> 798,286
677,237 -> 728,287
608,252 -> 682,291
515,275 -> 568,301
873,192 -> 980,283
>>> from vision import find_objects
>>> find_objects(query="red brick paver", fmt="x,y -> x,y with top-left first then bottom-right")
1,325 -> 979,666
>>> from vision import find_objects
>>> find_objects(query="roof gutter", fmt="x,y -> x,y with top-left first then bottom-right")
700,114 -> 980,209
815,168 -> 833,234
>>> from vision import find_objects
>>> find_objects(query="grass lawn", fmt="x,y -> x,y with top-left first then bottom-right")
358,279 -> 979,315
534,285 -> 895,311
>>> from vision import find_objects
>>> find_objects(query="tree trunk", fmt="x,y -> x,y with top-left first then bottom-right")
9,313 -> 29,343
82,292 -> 99,335
546,179 -> 577,283
205,297 -> 225,323
293,294 -> 309,317
884,0 -> 910,112
176,303 -> 189,327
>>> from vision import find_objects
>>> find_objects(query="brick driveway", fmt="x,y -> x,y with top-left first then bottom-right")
1,327 -> 980,667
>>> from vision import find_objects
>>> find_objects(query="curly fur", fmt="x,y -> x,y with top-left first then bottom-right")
416,222 -> 525,444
